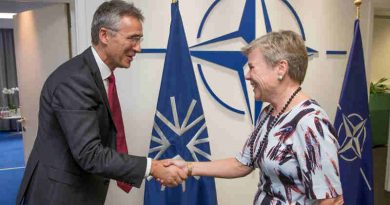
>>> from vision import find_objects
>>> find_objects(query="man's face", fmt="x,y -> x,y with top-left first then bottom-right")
105,15 -> 143,69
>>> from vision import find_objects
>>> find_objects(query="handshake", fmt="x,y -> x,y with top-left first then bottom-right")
149,159 -> 193,187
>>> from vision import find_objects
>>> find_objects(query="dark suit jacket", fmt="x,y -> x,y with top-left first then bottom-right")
16,48 -> 147,205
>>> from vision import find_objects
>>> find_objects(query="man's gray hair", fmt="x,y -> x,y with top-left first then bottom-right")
242,30 -> 308,84
91,0 -> 144,45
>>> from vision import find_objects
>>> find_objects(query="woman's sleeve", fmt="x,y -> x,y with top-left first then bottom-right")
236,107 -> 269,168
236,136 -> 253,167
293,112 -> 343,199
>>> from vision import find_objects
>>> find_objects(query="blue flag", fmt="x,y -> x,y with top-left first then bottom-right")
334,20 -> 374,205
144,2 -> 217,205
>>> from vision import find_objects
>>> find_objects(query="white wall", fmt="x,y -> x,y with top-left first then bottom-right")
370,15 -> 390,85
14,4 -> 70,160
373,0 -> 390,9
70,0 -> 373,204
368,0 -> 390,83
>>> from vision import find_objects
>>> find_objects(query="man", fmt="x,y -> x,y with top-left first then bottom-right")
16,1 -> 186,204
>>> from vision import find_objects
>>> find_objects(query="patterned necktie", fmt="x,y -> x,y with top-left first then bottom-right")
107,72 -> 132,193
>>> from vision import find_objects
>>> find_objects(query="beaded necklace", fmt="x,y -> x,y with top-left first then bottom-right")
249,87 -> 302,166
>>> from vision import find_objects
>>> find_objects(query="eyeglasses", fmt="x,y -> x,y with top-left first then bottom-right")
106,28 -> 143,45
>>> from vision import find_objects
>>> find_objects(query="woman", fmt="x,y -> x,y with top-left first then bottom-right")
165,30 -> 343,205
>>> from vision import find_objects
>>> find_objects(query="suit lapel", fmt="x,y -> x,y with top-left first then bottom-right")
82,47 -> 114,124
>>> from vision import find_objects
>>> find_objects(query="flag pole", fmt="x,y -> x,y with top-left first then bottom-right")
354,0 -> 362,19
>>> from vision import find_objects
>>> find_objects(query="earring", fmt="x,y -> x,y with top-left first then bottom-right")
278,75 -> 283,81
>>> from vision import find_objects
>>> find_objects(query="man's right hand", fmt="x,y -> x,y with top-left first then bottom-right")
150,160 -> 187,187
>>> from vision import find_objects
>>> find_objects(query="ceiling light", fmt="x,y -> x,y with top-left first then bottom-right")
0,13 -> 16,19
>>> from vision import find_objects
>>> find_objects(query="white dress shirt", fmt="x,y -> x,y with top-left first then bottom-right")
91,46 -> 151,177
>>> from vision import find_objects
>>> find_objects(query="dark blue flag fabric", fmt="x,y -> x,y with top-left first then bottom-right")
144,2 -> 217,205
334,20 -> 374,205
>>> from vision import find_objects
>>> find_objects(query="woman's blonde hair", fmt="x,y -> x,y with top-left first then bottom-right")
242,30 -> 308,84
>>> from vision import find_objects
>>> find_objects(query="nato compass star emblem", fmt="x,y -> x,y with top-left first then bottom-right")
148,97 -> 206,192
142,0 -> 347,124
338,113 -> 367,161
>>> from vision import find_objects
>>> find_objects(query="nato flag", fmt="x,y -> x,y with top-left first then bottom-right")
144,1 -> 217,205
334,20 -> 374,205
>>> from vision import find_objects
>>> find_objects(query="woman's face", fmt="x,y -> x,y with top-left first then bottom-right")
245,49 -> 279,101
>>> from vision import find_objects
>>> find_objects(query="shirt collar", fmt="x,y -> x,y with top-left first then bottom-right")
91,46 -> 112,80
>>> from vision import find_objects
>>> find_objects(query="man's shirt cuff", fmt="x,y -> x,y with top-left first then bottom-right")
144,157 -> 152,177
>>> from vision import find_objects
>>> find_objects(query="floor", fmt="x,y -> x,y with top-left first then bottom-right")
0,131 -> 25,205
373,146 -> 390,205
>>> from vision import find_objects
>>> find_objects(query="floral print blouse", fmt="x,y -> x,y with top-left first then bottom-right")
236,99 -> 342,205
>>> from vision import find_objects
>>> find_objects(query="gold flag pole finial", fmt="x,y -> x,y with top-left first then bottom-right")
354,0 -> 362,19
